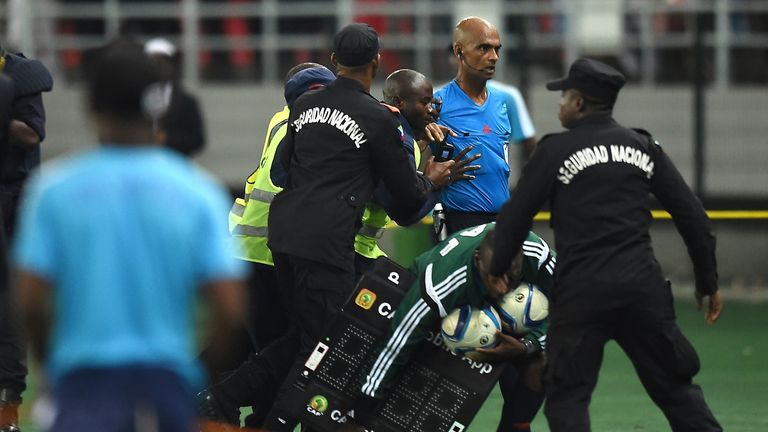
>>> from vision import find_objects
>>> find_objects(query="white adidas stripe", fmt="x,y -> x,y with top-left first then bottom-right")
362,301 -> 430,396
362,266 -> 468,396
523,240 -> 550,269
363,268 -> 467,395
366,274 -> 468,395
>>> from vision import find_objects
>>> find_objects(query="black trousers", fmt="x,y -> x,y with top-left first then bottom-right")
0,190 -> 19,240
0,202 -> 25,395
199,261 -> 287,384
245,261 -> 289,351
543,281 -> 721,432
496,360 -> 545,431
445,211 -> 497,235
260,253 -> 354,431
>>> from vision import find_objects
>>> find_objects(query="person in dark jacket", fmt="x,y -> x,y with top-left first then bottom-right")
260,23 -> 452,431
489,58 -> 723,432
197,65 -> 473,429
0,74 -> 21,432
0,44 -> 52,239
0,43 -> 52,432
145,38 -> 206,157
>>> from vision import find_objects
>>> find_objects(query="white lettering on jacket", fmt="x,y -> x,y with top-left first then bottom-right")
556,145 -> 654,184
293,107 -> 367,148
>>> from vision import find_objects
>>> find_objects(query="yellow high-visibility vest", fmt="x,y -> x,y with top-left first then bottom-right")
228,106 -> 289,265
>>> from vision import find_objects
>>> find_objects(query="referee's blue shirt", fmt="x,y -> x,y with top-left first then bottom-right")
434,80 -> 512,213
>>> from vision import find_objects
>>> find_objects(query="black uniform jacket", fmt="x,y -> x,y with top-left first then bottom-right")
268,76 -> 433,271
164,85 -> 206,157
0,52 -> 51,189
491,113 -> 717,300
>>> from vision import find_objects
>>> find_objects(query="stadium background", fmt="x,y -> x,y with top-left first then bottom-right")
2,0 -> 766,430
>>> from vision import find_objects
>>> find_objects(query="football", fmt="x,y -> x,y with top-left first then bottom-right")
440,305 -> 502,360
494,282 -> 549,336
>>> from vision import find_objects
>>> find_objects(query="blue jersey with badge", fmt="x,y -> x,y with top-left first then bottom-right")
434,80 -> 512,213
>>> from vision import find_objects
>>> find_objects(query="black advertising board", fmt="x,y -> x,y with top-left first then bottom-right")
293,258 -> 503,432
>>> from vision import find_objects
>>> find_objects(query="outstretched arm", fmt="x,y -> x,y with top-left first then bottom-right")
650,143 -> 720,323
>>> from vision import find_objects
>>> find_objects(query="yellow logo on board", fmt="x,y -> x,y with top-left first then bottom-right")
355,288 -> 377,310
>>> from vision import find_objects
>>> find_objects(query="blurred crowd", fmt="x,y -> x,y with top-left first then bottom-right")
3,0 -> 767,84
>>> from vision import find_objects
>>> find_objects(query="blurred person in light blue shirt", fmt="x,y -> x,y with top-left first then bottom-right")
13,39 -> 245,432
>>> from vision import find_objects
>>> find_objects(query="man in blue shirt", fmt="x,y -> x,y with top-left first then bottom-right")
13,40 -> 245,432
434,17 -> 536,234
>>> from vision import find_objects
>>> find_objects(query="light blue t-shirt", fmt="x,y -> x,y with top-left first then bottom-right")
13,146 -> 244,386
434,80 -> 513,213
487,80 -> 536,144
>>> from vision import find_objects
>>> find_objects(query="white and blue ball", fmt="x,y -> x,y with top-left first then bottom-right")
440,305 -> 502,360
494,282 -> 549,336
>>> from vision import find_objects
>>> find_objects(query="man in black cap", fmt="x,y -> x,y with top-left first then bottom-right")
489,57 -> 723,431
256,23 -> 454,431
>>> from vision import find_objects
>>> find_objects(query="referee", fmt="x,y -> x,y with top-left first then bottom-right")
490,58 -> 722,432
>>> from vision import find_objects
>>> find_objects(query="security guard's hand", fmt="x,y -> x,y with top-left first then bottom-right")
424,122 -> 457,143
474,331 -> 528,363
448,145 -> 481,183
423,156 -> 454,189
484,273 -> 509,299
695,290 -> 723,325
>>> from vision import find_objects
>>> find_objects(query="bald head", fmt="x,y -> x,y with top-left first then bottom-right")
382,68 -> 434,135
451,16 -> 501,85
383,69 -> 428,105
453,16 -> 497,55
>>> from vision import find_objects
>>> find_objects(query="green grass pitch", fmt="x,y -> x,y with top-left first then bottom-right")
19,300 -> 767,431
471,300 -> 768,431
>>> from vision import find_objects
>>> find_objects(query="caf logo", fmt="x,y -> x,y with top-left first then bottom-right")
309,395 -> 328,413
355,288 -> 377,310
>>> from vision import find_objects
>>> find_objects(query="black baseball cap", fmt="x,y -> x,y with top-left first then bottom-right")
546,58 -> 626,102
333,23 -> 379,67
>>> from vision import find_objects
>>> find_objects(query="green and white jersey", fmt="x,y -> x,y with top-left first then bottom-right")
360,222 -> 555,400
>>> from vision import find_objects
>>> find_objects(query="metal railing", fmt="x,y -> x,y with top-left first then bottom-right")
3,0 -> 768,87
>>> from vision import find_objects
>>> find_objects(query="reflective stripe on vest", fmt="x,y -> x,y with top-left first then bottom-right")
233,225 -> 269,237
230,201 -> 246,217
358,224 -> 385,239
229,106 -> 289,266
247,188 -> 276,204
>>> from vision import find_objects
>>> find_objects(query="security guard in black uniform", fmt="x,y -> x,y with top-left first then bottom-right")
0,44 -> 53,239
0,73 -> 22,432
489,58 -> 722,432
261,23 -> 452,431
1,42 -> 52,431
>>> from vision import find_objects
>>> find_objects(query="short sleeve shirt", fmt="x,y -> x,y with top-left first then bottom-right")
434,81 -> 512,213
14,146 -> 245,385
